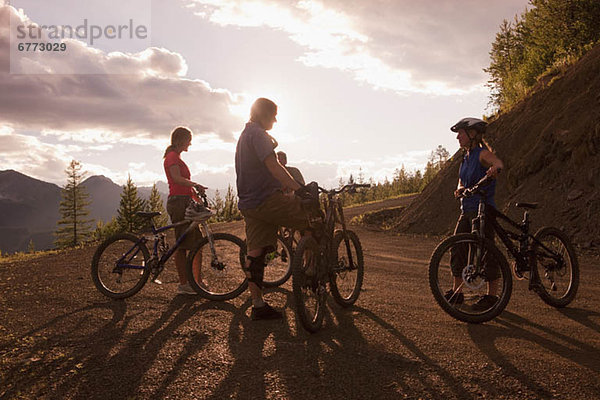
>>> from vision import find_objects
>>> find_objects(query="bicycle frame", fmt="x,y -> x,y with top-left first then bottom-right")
115,194 -> 215,273
312,184 -> 365,274
470,188 -> 565,289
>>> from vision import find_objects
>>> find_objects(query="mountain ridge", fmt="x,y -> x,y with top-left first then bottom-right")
0,170 -> 169,253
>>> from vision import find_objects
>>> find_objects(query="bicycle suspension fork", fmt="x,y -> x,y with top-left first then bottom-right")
336,201 -> 356,270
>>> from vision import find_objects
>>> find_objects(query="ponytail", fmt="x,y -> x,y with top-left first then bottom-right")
163,127 -> 192,158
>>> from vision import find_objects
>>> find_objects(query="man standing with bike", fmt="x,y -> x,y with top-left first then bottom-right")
449,117 -> 504,311
235,98 -> 311,320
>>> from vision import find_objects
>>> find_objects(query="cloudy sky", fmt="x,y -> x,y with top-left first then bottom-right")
0,0 -> 529,190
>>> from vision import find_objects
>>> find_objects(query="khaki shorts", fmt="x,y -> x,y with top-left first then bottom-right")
241,191 -> 310,252
166,195 -> 203,250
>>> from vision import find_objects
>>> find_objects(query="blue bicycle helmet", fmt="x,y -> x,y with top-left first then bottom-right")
450,117 -> 487,134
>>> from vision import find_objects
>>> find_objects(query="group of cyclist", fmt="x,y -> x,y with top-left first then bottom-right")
162,97 -> 502,320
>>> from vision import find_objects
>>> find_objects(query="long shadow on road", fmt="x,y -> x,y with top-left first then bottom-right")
1,297 -> 240,399
205,290 -> 473,400
467,310 -> 600,398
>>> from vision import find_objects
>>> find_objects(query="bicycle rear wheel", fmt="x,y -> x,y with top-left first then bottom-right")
186,233 -> 248,301
330,230 -> 364,307
429,233 -> 512,323
532,227 -> 579,307
91,233 -> 150,299
292,236 -> 325,333
263,235 -> 293,288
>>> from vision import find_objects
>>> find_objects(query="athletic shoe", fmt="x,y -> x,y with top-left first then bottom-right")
176,283 -> 197,295
471,295 -> 499,312
251,303 -> 283,320
444,289 -> 464,304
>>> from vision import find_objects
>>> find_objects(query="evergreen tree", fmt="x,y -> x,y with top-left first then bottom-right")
55,160 -> 94,248
211,189 -> 225,222
94,217 -> 120,241
486,0 -> 600,110
146,183 -> 169,227
223,185 -> 241,221
27,239 -> 35,253
116,175 -> 147,233
433,145 -> 450,168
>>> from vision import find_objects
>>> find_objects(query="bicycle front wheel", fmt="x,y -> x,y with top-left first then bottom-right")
186,233 -> 248,301
428,233 -> 512,323
263,235 -> 293,288
329,230 -> 364,307
532,227 -> 579,308
91,233 -> 150,299
292,236 -> 325,333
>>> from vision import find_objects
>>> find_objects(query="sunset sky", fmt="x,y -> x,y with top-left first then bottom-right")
0,0 -> 529,191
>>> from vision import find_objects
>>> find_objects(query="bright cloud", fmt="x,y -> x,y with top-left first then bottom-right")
0,4 -> 244,142
0,127 -> 74,182
189,0 -> 528,95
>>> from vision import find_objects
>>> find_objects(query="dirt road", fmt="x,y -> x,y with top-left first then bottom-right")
1,197 -> 599,399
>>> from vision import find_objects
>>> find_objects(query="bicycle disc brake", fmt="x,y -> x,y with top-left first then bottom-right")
461,265 -> 486,290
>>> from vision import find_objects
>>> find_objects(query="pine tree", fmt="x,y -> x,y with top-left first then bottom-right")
116,175 -> 147,233
55,160 -> 94,248
212,189 -> 225,222
146,183 -> 169,227
223,185 -> 241,221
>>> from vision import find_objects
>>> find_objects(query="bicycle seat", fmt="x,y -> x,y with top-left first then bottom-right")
515,202 -> 538,209
135,211 -> 161,218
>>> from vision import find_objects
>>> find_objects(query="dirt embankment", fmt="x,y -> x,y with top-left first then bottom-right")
393,44 -> 600,249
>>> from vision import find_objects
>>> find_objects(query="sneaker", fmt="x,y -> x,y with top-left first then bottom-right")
251,303 -> 283,320
176,283 -> 197,295
444,289 -> 464,304
471,295 -> 499,312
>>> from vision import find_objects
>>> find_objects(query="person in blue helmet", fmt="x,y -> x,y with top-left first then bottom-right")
448,117 -> 504,311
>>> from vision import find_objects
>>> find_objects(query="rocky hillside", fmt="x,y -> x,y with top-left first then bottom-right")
394,43 -> 600,249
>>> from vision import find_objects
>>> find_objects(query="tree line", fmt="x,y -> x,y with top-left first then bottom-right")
52,160 -> 243,248
486,0 -> 600,111
52,148 -> 448,249
338,145 -> 449,206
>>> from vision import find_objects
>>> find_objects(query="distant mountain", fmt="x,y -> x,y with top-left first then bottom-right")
0,171 -> 169,254
0,170 -> 62,253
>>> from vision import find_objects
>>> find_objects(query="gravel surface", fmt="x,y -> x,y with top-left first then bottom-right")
1,198 -> 599,399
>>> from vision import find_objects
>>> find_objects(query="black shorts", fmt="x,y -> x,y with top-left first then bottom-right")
166,195 -> 203,250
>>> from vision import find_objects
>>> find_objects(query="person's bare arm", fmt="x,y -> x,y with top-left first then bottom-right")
479,149 -> 504,178
454,178 -> 465,198
169,165 -> 207,193
263,153 -> 301,191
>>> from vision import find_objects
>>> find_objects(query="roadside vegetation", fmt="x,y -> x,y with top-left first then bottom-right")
486,0 -> 600,112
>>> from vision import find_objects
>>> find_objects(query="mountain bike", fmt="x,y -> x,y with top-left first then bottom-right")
92,192 -> 247,300
292,182 -> 369,333
428,175 -> 579,323
262,227 -> 300,288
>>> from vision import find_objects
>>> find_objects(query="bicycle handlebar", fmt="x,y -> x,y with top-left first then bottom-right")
459,169 -> 501,198
321,183 -> 371,195
192,185 -> 210,207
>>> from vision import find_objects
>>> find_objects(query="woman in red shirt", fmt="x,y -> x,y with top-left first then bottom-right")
164,126 -> 210,295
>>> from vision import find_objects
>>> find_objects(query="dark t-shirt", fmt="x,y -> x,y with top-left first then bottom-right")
235,122 -> 281,209
285,166 -> 305,185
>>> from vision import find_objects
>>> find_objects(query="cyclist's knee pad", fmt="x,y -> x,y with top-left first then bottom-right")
245,254 -> 266,288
